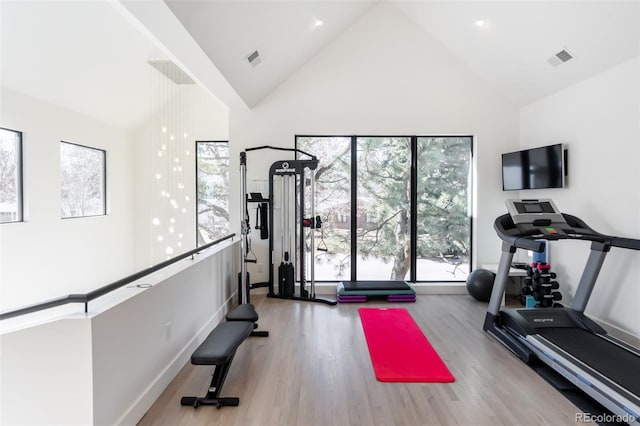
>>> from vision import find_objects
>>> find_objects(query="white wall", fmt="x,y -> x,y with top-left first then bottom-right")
91,240 -> 238,425
0,88 -> 135,311
0,318 -> 94,425
132,84 -> 229,269
228,3 -> 520,283
520,57 -> 640,338
0,240 -> 239,426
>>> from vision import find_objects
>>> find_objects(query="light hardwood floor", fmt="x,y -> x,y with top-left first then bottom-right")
138,294 -> 582,425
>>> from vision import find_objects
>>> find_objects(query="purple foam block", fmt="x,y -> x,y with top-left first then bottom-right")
338,294 -> 367,300
388,294 -> 416,300
337,293 -> 366,299
387,295 -> 416,302
338,295 -> 367,303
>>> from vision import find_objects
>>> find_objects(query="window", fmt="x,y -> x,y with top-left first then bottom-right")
60,142 -> 106,218
298,136 -> 351,280
196,141 -> 230,245
296,135 -> 472,282
356,137 -> 412,280
415,137 -> 472,281
0,127 -> 23,223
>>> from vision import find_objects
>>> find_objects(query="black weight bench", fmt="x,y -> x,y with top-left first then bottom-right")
181,321 -> 254,409
226,303 -> 269,337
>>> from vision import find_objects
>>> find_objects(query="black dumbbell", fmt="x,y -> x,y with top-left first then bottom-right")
540,298 -> 553,308
532,291 -> 545,300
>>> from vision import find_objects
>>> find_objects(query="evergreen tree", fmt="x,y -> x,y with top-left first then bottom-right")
300,136 -> 470,280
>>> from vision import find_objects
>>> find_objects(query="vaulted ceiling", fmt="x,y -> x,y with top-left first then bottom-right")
166,0 -> 640,108
1,1 -> 638,129
1,0 -> 166,130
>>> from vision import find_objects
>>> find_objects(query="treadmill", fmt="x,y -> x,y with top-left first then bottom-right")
484,199 -> 640,425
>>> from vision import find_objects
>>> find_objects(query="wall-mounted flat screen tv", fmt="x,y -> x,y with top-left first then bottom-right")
502,143 -> 566,191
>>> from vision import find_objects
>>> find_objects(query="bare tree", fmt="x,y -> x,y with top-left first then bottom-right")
60,143 -> 105,217
196,142 -> 230,243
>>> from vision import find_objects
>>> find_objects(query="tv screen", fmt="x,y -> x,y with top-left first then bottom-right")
502,144 -> 565,191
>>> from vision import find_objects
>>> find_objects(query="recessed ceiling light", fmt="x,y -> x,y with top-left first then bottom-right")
475,19 -> 486,29
314,19 -> 324,28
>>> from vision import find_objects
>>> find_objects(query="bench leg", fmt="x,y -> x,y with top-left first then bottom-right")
181,354 -> 239,409
251,324 -> 269,337
180,396 -> 239,408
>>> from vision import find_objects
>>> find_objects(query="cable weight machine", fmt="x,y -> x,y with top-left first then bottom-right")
240,146 -> 336,306
239,151 -> 251,304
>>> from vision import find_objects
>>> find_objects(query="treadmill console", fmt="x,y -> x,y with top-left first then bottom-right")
498,199 -> 612,244
505,199 -> 570,237
506,199 -> 565,225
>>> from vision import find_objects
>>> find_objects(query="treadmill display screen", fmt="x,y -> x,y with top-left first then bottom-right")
515,201 -> 555,214
506,198 -> 566,225
524,204 -> 542,213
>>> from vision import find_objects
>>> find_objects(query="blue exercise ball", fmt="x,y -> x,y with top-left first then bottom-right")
466,269 -> 496,302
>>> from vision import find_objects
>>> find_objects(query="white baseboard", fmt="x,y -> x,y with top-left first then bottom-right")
592,317 -> 640,348
313,282 -> 468,295
251,282 -> 469,296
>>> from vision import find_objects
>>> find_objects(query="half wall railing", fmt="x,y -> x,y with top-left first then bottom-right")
0,234 -> 236,321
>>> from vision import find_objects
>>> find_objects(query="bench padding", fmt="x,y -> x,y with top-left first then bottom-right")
226,304 -> 259,322
191,321 -> 253,365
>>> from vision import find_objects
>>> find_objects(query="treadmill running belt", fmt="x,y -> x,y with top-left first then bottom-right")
536,327 -> 640,397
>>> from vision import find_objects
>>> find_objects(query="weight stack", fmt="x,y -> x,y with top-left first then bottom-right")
279,262 -> 295,296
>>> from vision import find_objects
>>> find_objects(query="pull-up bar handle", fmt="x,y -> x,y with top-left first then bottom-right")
244,145 -> 316,160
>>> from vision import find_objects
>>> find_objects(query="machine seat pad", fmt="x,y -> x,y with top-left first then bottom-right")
226,304 -> 259,323
191,321 -> 253,365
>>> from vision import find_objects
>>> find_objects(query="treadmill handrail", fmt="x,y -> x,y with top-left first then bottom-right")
611,236 -> 640,251
492,213 -> 629,251
493,215 -> 544,251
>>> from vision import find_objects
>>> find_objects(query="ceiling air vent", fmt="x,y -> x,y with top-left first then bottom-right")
548,49 -> 574,67
246,49 -> 261,67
